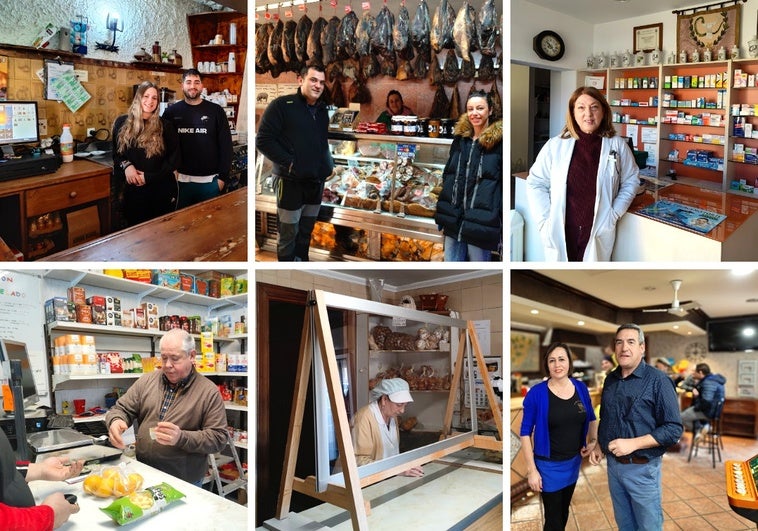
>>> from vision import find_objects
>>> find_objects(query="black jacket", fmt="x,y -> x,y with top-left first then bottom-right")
112,115 -> 180,183
255,89 -> 333,183
435,116 -> 503,251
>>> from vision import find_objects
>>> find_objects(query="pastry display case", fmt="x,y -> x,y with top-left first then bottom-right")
255,133 -> 452,261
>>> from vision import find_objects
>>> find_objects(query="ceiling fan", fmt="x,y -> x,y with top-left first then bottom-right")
642,279 -> 700,315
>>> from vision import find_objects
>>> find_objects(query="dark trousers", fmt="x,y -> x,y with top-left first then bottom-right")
276,177 -> 324,261
177,177 -> 222,209
123,175 -> 177,226
541,482 -> 576,531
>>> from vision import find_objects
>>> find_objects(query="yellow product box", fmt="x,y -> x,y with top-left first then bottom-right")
201,331 -> 214,353
122,269 -> 152,283
103,269 -> 124,278
220,277 -> 235,297
235,278 -> 248,294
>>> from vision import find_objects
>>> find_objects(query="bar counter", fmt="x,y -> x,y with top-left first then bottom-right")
512,172 -> 758,261
29,455 -> 248,530
41,188 -> 247,262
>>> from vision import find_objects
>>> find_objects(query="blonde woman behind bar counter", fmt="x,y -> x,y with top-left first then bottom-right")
527,86 -> 639,261
112,81 -> 180,227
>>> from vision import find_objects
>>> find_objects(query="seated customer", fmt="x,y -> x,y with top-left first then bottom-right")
680,363 -> 726,436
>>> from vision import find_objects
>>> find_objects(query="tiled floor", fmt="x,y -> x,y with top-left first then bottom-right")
511,434 -> 758,530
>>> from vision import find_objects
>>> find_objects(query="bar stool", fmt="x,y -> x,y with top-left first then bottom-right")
687,397 -> 726,468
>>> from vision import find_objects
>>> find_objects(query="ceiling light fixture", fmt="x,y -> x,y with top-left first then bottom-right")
577,320 -> 585,326
732,268 -> 755,276
673,325 -> 679,329
530,309 -> 539,315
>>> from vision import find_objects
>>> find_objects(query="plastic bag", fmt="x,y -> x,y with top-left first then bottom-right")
100,482 -> 185,525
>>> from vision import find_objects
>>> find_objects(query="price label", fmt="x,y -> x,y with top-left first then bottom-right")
362,1 -> 371,10
264,12 -> 271,19
392,317 -> 407,327
330,0 -> 337,6
344,5 -> 353,13
284,9 -> 293,18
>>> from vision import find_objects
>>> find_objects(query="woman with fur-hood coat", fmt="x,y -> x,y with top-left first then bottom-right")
435,91 -> 503,261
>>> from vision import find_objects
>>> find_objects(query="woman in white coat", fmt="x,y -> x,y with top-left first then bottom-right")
527,86 -> 639,261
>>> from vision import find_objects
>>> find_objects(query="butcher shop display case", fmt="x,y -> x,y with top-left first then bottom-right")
255,132 -> 453,261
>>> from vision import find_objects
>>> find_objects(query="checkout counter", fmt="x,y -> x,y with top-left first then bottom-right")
23,428 -> 248,529
30,455 -> 248,529
513,172 -> 758,261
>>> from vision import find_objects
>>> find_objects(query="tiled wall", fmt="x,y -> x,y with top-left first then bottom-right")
3,51 -> 183,141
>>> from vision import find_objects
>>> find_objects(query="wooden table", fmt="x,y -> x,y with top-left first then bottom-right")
41,188 -> 247,261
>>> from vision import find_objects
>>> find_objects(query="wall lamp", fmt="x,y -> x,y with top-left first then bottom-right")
95,12 -> 123,53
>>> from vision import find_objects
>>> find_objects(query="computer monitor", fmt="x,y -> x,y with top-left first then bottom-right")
0,338 -> 39,409
0,101 -> 40,148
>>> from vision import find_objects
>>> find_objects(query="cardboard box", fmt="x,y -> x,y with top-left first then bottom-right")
86,296 -> 106,307
68,286 -> 86,304
32,23 -> 57,49
194,278 -> 209,296
220,277 -> 235,297
45,297 -> 75,323
91,304 -> 106,325
75,304 -> 92,323
105,296 -> 121,311
106,310 -> 121,327
123,270 -> 152,283
179,273 -> 195,292
152,271 -> 181,290
134,308 -> 146,329
67,206 -> 100,248
121,310 -> 134,329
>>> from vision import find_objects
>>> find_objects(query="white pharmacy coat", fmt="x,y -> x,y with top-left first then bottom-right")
527,134 -> 639,261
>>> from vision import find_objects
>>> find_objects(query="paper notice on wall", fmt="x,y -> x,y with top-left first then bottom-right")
643,143 -> 657,166
641,126 -> 658,144
49,70 -> 91,112
0,270 -> 49,403
472,320 -> 491,357
626,125 -> 639,147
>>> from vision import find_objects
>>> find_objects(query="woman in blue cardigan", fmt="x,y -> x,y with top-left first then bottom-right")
520,342 -> 598,531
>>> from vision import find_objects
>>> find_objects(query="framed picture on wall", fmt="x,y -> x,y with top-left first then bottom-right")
634,23 -> 662,53
511,330 -> 540,372
676,4 -> 740,56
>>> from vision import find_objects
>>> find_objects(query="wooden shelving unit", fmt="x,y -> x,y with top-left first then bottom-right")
187,10 -> 247,132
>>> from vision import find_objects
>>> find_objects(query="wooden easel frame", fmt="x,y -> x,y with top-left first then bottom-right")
276,290 -> 503,530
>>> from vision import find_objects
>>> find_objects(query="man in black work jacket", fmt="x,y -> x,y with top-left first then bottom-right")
256,63 -> 333,261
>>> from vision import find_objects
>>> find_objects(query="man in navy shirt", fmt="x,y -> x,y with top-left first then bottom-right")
589,323 -> 682,531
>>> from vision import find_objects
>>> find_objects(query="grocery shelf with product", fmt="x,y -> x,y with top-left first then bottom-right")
0,269 -> 248,510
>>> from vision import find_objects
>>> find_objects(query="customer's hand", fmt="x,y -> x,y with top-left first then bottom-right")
27,456 -> 84,482
108,418 -> 129,449
41,492 -> 79,529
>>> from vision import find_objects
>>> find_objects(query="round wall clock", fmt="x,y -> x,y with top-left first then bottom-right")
685,342 -> 707,362
533,30 -> 565,61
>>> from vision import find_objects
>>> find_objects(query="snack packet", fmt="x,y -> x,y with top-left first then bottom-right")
100,482 -> 185,525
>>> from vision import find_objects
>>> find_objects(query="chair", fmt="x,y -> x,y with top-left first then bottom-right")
687,397 -> 726,468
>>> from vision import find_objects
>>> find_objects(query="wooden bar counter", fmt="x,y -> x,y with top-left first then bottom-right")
41,188 -> 247,262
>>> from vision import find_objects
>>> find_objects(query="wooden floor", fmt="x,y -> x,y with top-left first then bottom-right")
511,434 -> 758,530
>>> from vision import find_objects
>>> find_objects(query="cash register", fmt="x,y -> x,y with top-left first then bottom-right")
0,101 -> 61,182
725,454 -> 758,527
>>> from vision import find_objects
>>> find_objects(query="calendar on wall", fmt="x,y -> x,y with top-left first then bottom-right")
463,356 -> 502,409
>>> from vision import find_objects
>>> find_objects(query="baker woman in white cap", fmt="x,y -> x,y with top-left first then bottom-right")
353,378 -> 424,477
